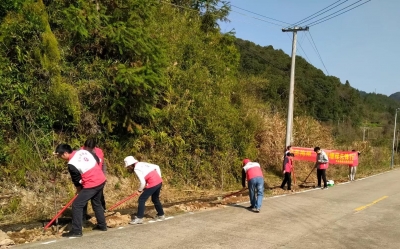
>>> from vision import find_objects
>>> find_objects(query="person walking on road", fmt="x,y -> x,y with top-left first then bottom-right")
124,156 -> 165,224
242,158 -> 264,213
54,144 -> 107,237
349,150 -> 360,181
314,147 -> 329,189
280,153 -> 294,191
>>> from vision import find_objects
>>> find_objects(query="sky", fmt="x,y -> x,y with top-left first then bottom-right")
218,0 -> 400,96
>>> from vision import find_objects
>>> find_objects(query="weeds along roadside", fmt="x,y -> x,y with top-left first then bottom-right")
0,117 -> 397,225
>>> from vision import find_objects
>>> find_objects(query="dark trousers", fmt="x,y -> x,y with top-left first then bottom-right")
137,183 -> 164,219
71,182 -> 106,233
83,189 -> 106,218
317,169 -> 327,188
280,172 -> 292,190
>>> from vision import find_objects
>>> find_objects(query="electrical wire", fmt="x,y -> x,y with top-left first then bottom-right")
228,9 -> 286,27
307,31 -> 329,75
288,0 -> 349,28
286,33 -> 312,63
307,0 -> 372,27
297,32 -> 311,63
160,0 -> 286,28
230,4 -> 291,26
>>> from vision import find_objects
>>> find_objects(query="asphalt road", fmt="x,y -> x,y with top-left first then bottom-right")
16,169 -> 400,249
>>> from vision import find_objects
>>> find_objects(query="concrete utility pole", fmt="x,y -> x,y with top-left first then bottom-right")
282,26 -> 309,147
391,108 -> 400,168
396,129 -> 399,154
361,127 -> 368,142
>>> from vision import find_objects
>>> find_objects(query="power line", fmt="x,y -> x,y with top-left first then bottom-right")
307,31 -> 329,75
304,32 -> 319,61
298,34 -> 311,63
160,1 -> 286,28
228,9 -> 286,27
289,0 -> 349,28
230,4 -> 291,26
286,33 -> 312,63
306,0 -> 371,27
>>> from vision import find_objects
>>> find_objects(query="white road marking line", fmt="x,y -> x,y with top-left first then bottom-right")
41,240 -> 56,245
148,216 -> 174,223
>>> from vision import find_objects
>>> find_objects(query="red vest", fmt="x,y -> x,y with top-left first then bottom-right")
284,159 -> 293,173
68,150 -> 106,188
80,146 -> 104,170
243,162 -> 264,181
319,163 -> 328,169
135,162 -> 163,189
94,147 -> 105,170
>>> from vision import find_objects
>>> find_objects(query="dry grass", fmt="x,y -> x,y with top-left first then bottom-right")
256,113 -> 334,177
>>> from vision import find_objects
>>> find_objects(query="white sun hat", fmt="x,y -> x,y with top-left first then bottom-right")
124,156 -> 138,167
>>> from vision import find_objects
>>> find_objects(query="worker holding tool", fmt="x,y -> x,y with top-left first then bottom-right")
124,156 -> 165,224
280,152 -> 294,191
241,158 -> 264,213
82,138 -> 107,217
54,143 -> 107,237
314,146 -> 329,189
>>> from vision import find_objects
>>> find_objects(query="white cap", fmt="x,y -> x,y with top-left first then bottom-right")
124,156 -> 138,167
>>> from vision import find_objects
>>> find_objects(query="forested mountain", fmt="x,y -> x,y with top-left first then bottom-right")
235,39 -> 400,127
390,92 -> 400,102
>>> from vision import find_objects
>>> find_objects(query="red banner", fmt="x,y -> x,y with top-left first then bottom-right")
291,147 -> 358,166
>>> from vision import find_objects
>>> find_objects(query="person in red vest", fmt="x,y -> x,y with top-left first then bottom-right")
54,143 -> 107,237
314,146 -> 329,189
349,150 -> 360,181
284,145 -> 292,156
280,153 -> 294,191
124,156 -> 165,224
242,158 -> 264,213
82,138 -> 107,212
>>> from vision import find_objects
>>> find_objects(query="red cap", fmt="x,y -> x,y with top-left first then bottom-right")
242,158 -> 250,166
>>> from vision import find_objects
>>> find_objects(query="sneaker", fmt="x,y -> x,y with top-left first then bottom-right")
129,217 -> 143,225
322,187 -> 328,190
62,231 -> 82,238
314,186 -> 321,189
253,208 -> 260,213
154,215 -> 165,221
246,206 -> 254,209
92,225 -> 107,231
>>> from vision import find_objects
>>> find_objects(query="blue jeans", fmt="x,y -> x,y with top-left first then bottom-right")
248,177 -> 264,209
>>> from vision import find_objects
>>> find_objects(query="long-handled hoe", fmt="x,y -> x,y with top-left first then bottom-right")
107,192 -> 139,212
211,188 -> 248,204
44,194 -> 78,230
